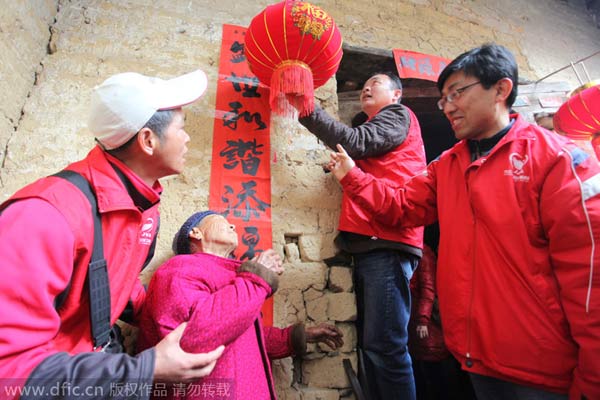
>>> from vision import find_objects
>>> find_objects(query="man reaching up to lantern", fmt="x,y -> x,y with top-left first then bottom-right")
297,71 -> 426,400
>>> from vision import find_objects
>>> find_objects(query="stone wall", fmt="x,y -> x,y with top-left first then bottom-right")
0,0 -> 57,187
1,1 -> 599,399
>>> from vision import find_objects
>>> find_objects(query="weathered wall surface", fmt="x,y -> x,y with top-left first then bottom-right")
0,0 -> 57,187
1,0 -> 599,398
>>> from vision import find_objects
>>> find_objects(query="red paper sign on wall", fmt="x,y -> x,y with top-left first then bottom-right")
393,49 -> 450,82
210,24 -> 274,325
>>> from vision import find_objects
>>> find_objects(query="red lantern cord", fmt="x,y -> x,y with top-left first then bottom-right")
245,0 -> 343,117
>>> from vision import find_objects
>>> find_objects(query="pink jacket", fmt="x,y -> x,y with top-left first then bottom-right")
340,114 -> 600,398
138,253 -> 297,400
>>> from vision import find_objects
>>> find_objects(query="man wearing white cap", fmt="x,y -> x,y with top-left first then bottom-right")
0,69 -> 223,399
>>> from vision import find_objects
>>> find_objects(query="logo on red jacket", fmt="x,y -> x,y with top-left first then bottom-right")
139,217 -> 154,245
504,152 -> 530,182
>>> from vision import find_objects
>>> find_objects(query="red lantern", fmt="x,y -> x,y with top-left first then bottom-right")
553,84 -> 600,160
244,0 -> 343,117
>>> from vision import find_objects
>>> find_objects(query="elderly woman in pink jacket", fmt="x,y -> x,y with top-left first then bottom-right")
138,210 -> 343,399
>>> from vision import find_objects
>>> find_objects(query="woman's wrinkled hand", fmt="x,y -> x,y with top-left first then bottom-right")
254,249 -> 284,275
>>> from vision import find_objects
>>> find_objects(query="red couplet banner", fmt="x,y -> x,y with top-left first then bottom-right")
392,49 -> 451,82
210,24 -> 274,325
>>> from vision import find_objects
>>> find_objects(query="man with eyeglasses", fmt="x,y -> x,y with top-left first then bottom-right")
437,81 -> 481,110
324,44 -> 600,400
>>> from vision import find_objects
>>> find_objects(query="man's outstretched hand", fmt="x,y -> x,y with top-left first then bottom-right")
153,323 -> 224,383
325,144 -> 356,181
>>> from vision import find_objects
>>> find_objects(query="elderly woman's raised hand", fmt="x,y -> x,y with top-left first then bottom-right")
254,249 -> 284,275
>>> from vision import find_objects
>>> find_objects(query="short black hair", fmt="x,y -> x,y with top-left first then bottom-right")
370,71 -> 403,91
437,43 -> 518,107
142,109 -> 175,142
106,109 -> 174,154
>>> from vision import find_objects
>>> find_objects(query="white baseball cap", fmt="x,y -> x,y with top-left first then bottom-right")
88,69 -> 208,150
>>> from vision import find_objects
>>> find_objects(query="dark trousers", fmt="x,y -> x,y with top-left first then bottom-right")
354,249 -> 418,400
413,356 -> 477,400
469,373 -> 568,400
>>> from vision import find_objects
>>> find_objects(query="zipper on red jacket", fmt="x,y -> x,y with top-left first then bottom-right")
465,220 -> 476,369
465,175 -> 477,369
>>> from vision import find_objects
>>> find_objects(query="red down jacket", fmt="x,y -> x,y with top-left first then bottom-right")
340,114 -> 600,398
408,245 -> 450,362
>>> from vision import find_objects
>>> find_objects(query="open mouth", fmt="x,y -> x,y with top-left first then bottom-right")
450,117 -> 463,128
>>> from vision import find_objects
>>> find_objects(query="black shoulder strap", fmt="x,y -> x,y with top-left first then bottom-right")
52,170 -> 112,349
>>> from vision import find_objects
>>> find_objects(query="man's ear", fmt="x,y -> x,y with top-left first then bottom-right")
393,88 -> 402,103
495,78 -> 513,103
136,127 -> 157,156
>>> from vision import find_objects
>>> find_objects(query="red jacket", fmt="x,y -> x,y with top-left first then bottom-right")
299,103 -> 426,250
138,253 -> 297,400
341,107 -> 425,248
0,146 -> 159,395
340,114 -> 600,398
408,245 -> 450,362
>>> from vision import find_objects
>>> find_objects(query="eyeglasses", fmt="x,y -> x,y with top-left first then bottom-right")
437,81 -> 481,110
